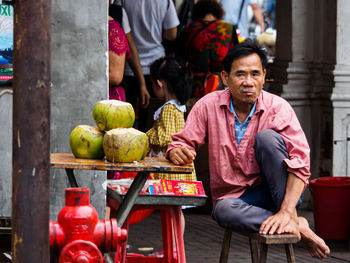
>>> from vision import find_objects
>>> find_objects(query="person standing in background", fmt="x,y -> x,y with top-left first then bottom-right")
108,6 -> 130,102
109,3 -> 150,111
220,0 -> 265,39
107,14 -> 129,180
265,0 -> 276,29
115,0 -> 180,132
176,0 -> 239,100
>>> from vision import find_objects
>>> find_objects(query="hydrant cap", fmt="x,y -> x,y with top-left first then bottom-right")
65,188 -> 90,206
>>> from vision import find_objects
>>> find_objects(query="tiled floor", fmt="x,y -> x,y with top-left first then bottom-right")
126,209 -> 350,262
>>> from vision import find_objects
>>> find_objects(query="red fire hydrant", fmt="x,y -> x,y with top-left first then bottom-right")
50,188 -> 127,263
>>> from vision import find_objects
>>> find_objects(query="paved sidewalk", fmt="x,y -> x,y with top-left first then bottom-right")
126,209 -> 350,263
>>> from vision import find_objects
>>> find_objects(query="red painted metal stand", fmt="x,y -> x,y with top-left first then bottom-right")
110,200 -> 185,263
107,187 -> 207,263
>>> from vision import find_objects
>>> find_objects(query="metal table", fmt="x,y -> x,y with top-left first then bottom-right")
50,153 -> 199,227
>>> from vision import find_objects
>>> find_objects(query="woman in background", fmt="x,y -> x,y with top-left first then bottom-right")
108,11 -> 130,101
177,0 -> 238,100
107,14 -> 129,181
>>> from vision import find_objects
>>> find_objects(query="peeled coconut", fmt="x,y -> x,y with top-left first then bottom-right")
92,100 -> 135,131
69,125 -> 104,159
103,128 -> 149,163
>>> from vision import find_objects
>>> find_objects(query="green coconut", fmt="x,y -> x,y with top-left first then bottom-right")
103,128 -> 149,163
92,100 -> 135,131
69,125 -> 104,159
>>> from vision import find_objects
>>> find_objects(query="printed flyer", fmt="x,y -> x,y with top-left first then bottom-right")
0,1 -> 13,82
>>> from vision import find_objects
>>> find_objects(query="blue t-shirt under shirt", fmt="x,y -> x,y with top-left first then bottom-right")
230,98 -> 256,145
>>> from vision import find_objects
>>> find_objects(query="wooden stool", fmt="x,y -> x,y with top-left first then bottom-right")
219,229 -> 299,263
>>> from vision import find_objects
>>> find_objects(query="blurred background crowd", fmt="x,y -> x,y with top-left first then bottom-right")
108,0 -> 276,130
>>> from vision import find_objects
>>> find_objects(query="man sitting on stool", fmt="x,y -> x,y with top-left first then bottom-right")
166,39 -> 330,259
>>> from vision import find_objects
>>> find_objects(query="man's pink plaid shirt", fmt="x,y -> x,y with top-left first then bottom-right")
167,88 -> 311,204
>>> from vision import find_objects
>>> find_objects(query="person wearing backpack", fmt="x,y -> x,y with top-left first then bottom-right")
109,2 -> 150,111
176,0 -> 239,101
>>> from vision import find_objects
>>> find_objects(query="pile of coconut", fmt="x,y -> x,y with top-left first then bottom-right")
69,100 -> 149,163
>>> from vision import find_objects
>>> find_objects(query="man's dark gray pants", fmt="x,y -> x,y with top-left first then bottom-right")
211,129 -> 297,233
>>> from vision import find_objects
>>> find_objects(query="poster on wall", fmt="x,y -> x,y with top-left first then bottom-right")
0,1 -> 13,82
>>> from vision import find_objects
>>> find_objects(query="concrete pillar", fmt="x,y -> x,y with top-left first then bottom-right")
268,0 -> 337,207
308,0 -> 336,179
270,0 -> 314,169
0,0 -> 108,219
49,0 -> 108,219
331,0 -> 350,177
0,91 -> 12,216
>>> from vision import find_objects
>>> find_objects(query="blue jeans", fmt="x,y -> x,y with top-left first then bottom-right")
212,129 -> 303,232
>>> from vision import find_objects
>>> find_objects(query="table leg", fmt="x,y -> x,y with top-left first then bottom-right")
112,172 -> 149,227
171,206 -> 186,263
65,168 -> 79,187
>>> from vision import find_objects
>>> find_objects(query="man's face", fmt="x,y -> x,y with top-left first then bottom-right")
221,53 -> 266,106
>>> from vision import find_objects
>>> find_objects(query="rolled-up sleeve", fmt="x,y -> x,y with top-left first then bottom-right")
273,102 -> 311,185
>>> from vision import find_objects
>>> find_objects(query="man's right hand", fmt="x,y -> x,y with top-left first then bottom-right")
169,147 -> 196,165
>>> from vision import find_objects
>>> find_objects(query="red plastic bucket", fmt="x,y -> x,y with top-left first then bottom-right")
309,176 -> 350,240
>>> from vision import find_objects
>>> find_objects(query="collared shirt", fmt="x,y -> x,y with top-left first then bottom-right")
167,88 -> 311,204
153,99 -> 186,121
230,99 -> 256,145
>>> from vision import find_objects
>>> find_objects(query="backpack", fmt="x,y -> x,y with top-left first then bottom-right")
163,0 -> 194,57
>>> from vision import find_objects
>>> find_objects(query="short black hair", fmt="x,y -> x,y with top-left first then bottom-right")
150,57 -> 192,105
109,4 -> 122,24
191,0 -> 225,21
223,38 -> 268,73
